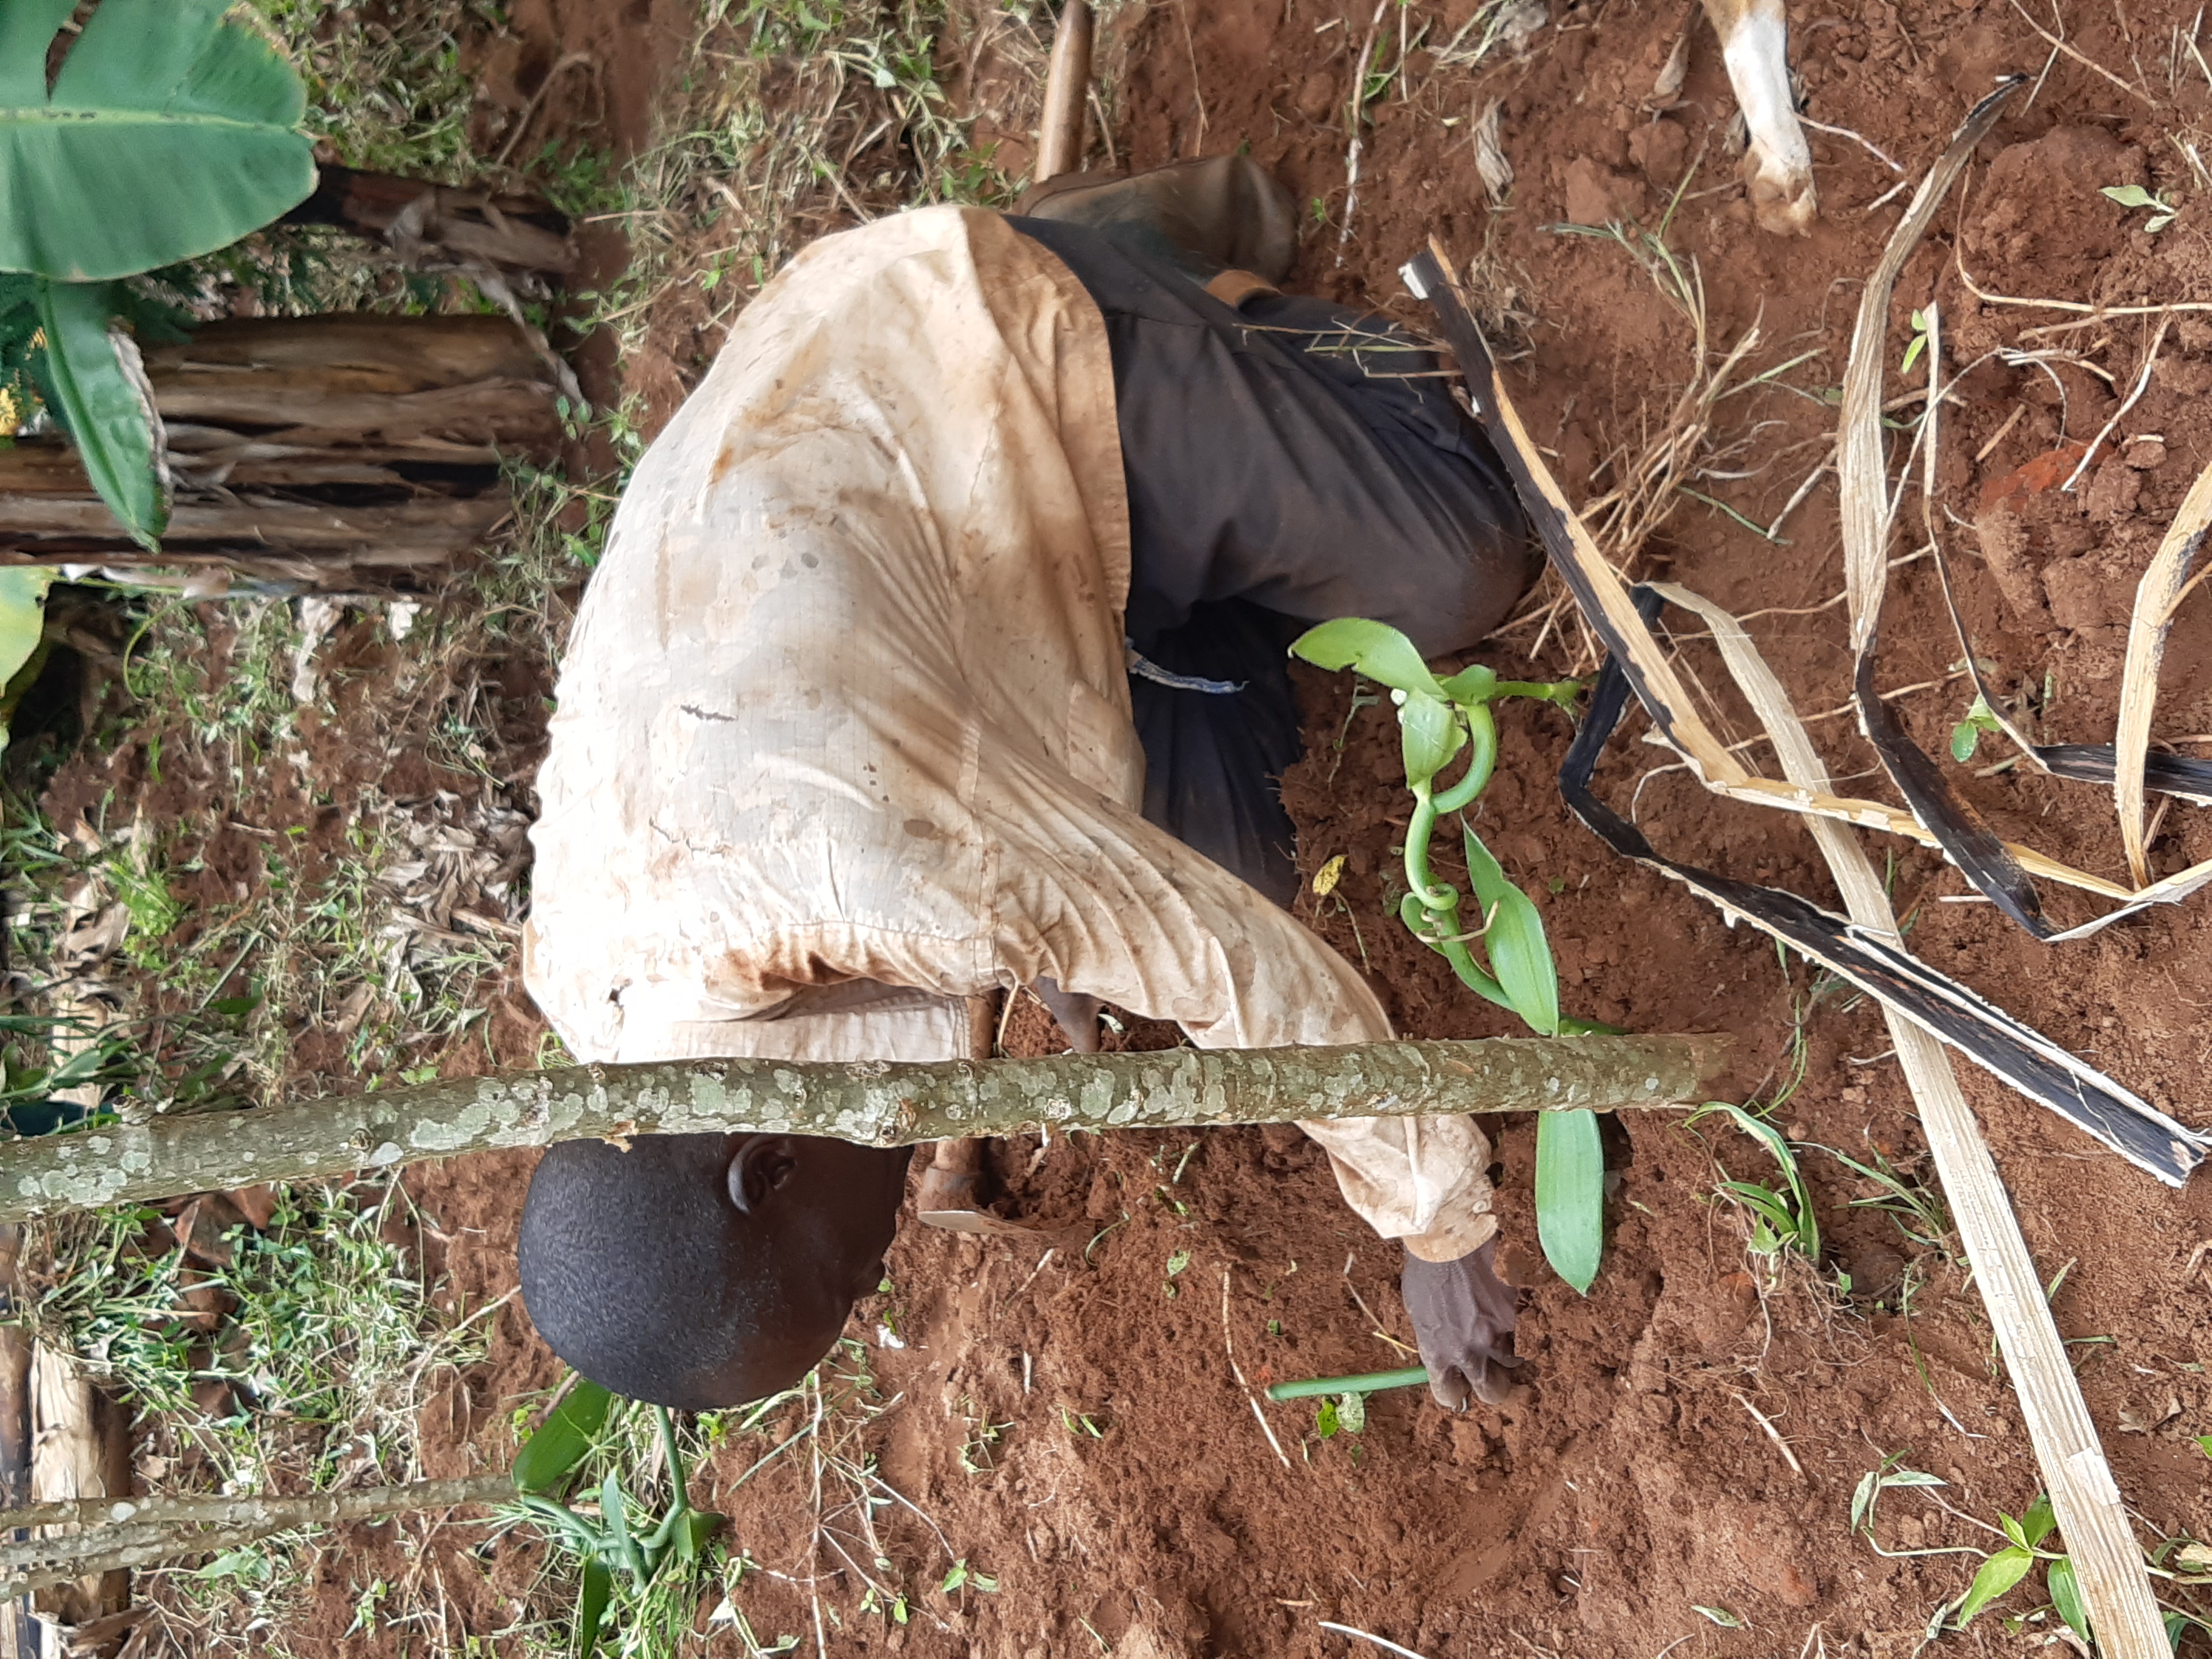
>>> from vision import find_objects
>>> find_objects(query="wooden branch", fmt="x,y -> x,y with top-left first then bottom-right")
28,1348 -> 130,1626
0,1228 -> 27,1515
0,1227 -> 29,1659
0,1036 -> 1730,1221
0,1473 -> 515,1601
1034,0 -> 1093,182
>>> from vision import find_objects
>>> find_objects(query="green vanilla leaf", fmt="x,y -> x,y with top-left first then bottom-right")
2046,1555 -> 2090,1644
1435,661 -> 1499,704
2020,1491 -> 2056,1550
1397,690 -> 1463,791
679,1511 -> 724,1564
600,1474 -> 635,1571
2101,183 -> 2158,208
1288,617 -> 1443,699
1954,1546 -> 2034,1626
1314,1398 -> 1340,1439
1949,719 -> 1980,764
575,1557 -> 613,1658
1535,1107 -> 1603,1294
34,279 -> 165,547
0,0 -> 315,281
1463,826 -> 1558,1036
512,1376 -> 616,1494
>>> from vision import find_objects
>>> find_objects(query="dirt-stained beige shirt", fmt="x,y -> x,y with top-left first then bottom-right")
524,205 -> 1493,1261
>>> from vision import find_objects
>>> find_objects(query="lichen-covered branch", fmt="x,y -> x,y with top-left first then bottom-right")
0,1472 -> 515,1600
0,1035 -> 1729,1222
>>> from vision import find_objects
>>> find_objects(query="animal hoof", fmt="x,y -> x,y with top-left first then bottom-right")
1743,151 -> 1817,235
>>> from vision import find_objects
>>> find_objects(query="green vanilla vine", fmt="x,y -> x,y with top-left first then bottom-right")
1290,619 -> 1615,1293
1265,1366 -> 1431,1402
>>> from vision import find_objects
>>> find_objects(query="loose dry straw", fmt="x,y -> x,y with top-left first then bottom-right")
1221,1268 -> 1291,1470
1658,586 -> 2170,1659
2116,461 -> 2212,885
1817,75 -> 2166,1649
1492,84 -> 2212,938
1408,89 -> 2172,1627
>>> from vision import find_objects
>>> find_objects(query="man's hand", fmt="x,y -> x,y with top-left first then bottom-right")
1401,1239 -> 1522,1410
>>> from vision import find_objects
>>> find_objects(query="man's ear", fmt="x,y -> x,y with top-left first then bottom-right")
727,1135 -> 800,1216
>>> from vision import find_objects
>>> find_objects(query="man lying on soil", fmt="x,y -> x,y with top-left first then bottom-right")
516,158 -> 1539,1417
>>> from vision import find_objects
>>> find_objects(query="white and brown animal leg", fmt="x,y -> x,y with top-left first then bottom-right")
1704,0 -> 1817,235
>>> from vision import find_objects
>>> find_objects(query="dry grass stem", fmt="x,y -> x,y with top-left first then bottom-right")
1730,1390 -> 1805,1477
2060,315 -> 2172,492
2004,0 -> 2160,101
1954,244 -> 2212,319
1336,0 -> 1391,263
1319,1619 -> 1432,1659
1798,116 -> 1905,173
1974,403 -> 2027,461
1221,1270 -> 1294,1471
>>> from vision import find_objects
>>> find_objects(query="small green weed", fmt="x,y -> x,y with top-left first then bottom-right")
1822,1140 -> 1954,1258
955,1396 -> 1011,1476
1900,307 -> 1934,376
1948,692 -> 2003,764
509,1377 -> 726,1659
1842,1460 -> 2212,1646
2102,181 -> 2179,232
1163,1248 -> 1191,1298
564,0 -> 1019,362
249,0 -> 483,181
1312,1391 -> 1367,1440
938,1558 -> 998,1598
1687,1102 -> 1820,1270
33,1183 -> 488,1497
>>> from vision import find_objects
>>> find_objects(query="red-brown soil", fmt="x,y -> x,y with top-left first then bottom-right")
48,0 -> 2212,1654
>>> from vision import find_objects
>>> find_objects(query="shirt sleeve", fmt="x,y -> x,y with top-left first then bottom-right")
1296,1115 -> 1498,1262
976,740 -> 1498,1259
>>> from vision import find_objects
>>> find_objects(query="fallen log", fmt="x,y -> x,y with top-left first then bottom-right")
0,1034 -> 1730,1221
0,315 -> 564,593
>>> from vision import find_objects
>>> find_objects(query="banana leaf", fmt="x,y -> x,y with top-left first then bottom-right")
33,280 -> 166,548
0,0 -> 314,281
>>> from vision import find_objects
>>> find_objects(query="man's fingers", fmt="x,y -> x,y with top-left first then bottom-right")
1426,1361 -> 1471,1412
1403,1242 -> 1526,1412
1470,1357 -> 1517,1407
